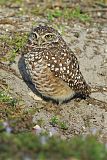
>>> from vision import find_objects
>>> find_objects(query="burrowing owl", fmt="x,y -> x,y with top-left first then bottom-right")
24,25 -> 91,103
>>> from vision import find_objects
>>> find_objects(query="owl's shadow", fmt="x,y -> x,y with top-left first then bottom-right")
18,56 -> 86,104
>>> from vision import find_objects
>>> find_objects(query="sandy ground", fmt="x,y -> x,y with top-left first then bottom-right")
0,2 -> 107,142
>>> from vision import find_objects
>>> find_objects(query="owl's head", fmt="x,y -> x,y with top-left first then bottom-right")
28,25 -> 65,48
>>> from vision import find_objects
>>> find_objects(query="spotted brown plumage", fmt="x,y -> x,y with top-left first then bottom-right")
24,25 -> 91,103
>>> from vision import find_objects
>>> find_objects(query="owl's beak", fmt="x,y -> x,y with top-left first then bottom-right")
38,37 -> 44,46
38,37 -> 46,46
38,38 -> 41,46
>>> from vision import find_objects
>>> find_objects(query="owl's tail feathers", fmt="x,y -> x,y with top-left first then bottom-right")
91,85 -> 107,93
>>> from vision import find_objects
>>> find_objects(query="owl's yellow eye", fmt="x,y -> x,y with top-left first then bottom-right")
45,34 -> 54,40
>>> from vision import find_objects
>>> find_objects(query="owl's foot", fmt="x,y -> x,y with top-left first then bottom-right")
29,91 -> 42,101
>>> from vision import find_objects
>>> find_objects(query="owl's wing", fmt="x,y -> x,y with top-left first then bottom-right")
44,49 -> 91,96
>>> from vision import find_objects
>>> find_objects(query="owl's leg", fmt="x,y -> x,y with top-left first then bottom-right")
28,91 -> 42,101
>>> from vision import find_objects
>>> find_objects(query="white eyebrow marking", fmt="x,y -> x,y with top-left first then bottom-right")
32,31 -> 40,39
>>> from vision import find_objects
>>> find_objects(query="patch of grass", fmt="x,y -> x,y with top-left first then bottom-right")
50,116 -> 59,126
50,116 -> 68,130
47,9 -> 63,21
28,5 -> 91,23
0,102 -> 33,133
0,90 -> 35,133
0,0 -> 23,5
31,6 -> 45,16
59,122 -> 68,130
46,7 -> 91,22
0,132 -> 107,160
0,33 -> 28,63
0,0 -> 8,5
0,91 -> 17,107
97,0 -> 103,2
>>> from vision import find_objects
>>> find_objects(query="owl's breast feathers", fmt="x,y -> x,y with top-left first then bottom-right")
24,45 -> 91,101
41,47 -> 91,97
